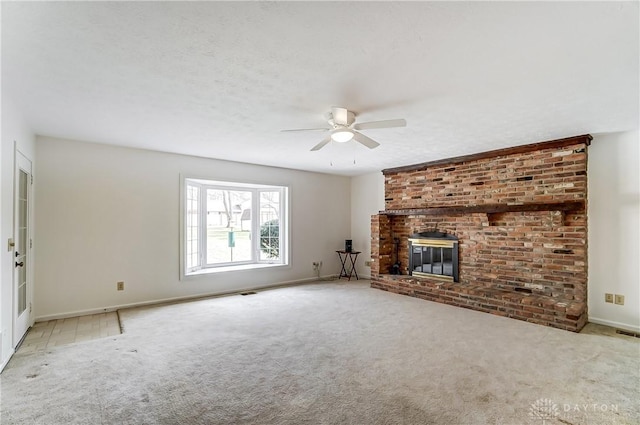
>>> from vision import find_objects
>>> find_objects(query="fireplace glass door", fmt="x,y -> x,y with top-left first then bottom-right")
408,234 -> 459,282
412,245 -> 453,276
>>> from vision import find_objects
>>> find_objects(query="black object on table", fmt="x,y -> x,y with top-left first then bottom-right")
336,250 -> 361,281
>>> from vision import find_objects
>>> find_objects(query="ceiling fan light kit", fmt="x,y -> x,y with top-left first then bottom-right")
282,106 -> 407,152
331,129 -> 355,143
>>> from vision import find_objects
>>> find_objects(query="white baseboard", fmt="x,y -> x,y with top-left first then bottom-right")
34,276 -> 335,323
588,316 -> 640,333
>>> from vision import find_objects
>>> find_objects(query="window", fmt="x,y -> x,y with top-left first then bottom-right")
182,178 -> 288,276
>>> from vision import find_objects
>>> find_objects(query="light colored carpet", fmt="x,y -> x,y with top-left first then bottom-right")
1,281 -> 638,424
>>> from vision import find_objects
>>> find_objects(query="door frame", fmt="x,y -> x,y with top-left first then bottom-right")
13,147 -> 33,347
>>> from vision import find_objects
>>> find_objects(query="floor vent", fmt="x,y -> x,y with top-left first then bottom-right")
615,329 -> 640,338
240,291 -> 257,296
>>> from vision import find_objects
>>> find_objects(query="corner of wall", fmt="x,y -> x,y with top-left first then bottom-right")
587,130 -> 640,332
350,172 -> 385,278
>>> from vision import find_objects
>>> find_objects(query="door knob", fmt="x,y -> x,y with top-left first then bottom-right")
15,261 -> 24,267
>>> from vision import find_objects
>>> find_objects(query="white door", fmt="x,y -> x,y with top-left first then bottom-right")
13,150 -> 32,347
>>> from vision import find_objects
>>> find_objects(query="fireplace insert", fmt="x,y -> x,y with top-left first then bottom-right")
408,231 -> 459,282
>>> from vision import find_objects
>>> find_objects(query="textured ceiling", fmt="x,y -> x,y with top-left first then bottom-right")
2,2 -> 638,176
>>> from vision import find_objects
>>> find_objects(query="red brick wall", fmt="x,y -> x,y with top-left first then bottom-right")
371,137 -> 589,331
384,142 -> 587,210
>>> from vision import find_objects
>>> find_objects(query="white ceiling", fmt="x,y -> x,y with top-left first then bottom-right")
2,1 -> 638,176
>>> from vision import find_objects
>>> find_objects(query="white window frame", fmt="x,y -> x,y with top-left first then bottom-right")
180,176 -> 289,278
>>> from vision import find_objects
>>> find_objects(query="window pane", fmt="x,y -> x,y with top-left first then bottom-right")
206,189 -> 252,264
259,191 -> 280,261
186,184 -> 200,270
183,179 -> 288,275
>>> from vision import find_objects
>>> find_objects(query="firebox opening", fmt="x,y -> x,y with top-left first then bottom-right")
408,231 -> 459,282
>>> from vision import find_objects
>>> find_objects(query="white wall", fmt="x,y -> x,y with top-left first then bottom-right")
1,94 -> 36,369
34,137 -> 350,319
350,172 -> 385,278
588,130 -> 640,332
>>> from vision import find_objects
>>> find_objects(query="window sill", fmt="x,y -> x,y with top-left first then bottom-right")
184,262 -> 288,278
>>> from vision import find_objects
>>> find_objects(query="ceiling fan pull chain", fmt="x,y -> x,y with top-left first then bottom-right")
353,142 -> 356,165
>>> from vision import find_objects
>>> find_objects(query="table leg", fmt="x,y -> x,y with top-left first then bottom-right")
338,252 -> 348,278
348,253 -> 359,280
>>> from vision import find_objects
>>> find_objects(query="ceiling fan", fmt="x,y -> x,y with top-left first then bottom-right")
281,106 -> 407,151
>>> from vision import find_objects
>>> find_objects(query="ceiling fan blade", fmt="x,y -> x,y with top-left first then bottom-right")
353,118 -> 406,131
281,127 -> 329,132
331,106 -> 350,126
310,135 -> 332,151
353,131 -> 380,149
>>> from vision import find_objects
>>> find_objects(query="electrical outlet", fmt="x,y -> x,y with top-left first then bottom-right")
365,260 -> 372,267
614,294 -> 624,305
117,281 -> 124,291
605,293 -> 614,303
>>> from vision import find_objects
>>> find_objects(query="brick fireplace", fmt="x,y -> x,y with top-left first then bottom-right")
371,135 -> 591,332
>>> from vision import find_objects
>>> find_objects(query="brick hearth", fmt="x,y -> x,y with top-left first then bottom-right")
371,135 -> 591,332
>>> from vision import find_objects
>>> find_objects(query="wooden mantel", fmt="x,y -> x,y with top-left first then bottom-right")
381,200 -> 585,216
